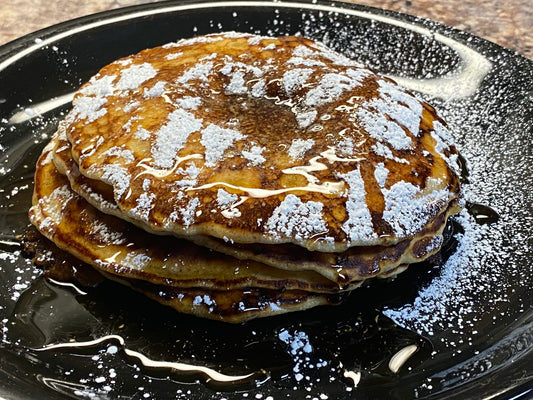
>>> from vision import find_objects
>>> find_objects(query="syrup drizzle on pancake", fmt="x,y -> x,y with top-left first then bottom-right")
64,32 -> 461,252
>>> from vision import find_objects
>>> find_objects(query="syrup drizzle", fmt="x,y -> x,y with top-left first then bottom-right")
35,335 -> 263,386
466,201 -> 500,225
188,179 -> 344,198
457,152 -> 470,184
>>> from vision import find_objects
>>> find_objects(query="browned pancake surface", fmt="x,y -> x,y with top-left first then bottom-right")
64,32 -> 462,252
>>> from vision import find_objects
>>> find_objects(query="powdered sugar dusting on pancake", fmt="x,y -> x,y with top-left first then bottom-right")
383,181 -> 451,237
288,139 -> 315,160
151,109 -> 203,168
116,63 -> 157,91
265,195 -> 327,241
64,32 -> 462,251
339,168 -> 377,242
200,124 -> 244,167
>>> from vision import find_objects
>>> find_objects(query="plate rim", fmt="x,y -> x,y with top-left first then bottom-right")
1,0 -> 532,71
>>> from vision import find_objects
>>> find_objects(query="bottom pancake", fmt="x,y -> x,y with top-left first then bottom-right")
102,272 -> 344,324
22,227 -> 343,324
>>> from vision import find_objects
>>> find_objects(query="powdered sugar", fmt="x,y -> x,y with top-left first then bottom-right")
374,162 -> 389,187
193,294 -> 215,308
241,145 -> 266,165
372,142 -> 410,164
225,70 -> 248,95
151,109 -> 203,168
382,181 -> 450,237
383,211 -> 497,337
123,100 -> 140,113
288,138 -> 315,159
250,80 -> 266,98
172,197 -> 201,227
90,220 -> 127,245
134,127 -> 150,140
357,107 -> 412,150
336,137 -> 355,156
131,192 -> 156,221
36,184 -> 75,225
295,109 -> 318,129
103,146 -> 135,163
200,124 -> 244,166
71,96 -> 107,123
96,164 -> 131,200
432,121 -> 462,174
115,58 -> 132,67
177,61 -> 213,85
165,51 -> 183,60
339,168 -> 377,241
216,188 -> 239,208
265,194 -> 327,240
116,63 -> 157,91
80,75 -> 116,97
122,252 -> 152,270
287,56 -> 327,68
278,329 -> 317,382
143,81 -> 166,98
282,68 -> 313,95
175,96 -> 202,110
81,182 -> 119,213
70,63 -> 157,124
304,72 -> 365,108
375,79 -> 424,136
221,61 -> 264,95
292,45 -> 320,59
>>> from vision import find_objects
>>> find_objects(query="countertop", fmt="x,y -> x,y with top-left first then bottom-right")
1,0 -> 532,60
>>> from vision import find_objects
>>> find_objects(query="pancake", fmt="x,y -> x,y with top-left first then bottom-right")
23,224 -> 341,324
63,32 -> 462,253
102,273 -> 343,324
31,140 -> 358,294
188,215 -> 448,284
52,129 -> 448,285
53,122 -> 121,217
28,32 -> 465,322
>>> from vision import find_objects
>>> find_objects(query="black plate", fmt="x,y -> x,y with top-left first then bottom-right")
1,1 -> 532,399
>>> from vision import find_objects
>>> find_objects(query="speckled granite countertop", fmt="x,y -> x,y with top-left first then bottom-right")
1,0 -> 531,59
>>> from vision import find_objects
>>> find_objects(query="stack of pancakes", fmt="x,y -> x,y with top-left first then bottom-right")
29,32 -> 463,323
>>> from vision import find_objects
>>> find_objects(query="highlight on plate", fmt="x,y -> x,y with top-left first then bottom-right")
26,31 -> 463,323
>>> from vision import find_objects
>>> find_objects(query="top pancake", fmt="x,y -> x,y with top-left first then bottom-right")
64,32 -> 462,252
